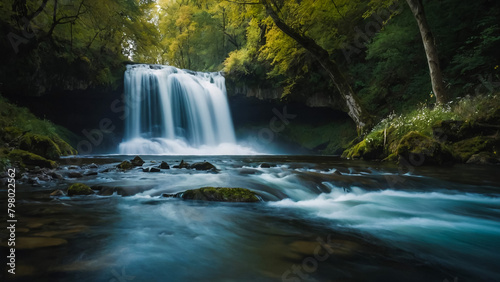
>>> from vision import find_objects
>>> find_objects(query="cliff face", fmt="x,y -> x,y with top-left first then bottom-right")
226,78 -> 340,110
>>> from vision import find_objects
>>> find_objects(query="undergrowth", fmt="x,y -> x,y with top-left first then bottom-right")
365,93 -> 500,144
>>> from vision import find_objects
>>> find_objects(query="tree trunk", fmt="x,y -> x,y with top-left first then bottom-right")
259,0 -> 372,132
406,0 -> 448,104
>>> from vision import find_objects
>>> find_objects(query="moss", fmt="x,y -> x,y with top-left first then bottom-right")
67,183 -> 94,196
341,134 -> 385,160
1,127 -> 24,144
395,131 -> 453,165
117,160 -> 133,170
51,136 -> 77,156
182,187 -> 260,202
7,149 -> 57,168
342,139 -> 367,159
451,136 -> 497,163
19,133 -> 62,160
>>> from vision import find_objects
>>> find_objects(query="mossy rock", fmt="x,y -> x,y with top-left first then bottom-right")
181,187 -> 260,202
450,136 -> 499,163
19,133 -> 61,160
432,120 -> 465,142
159,161 -> 170,169
51,136 -> 77,156
0,126 -> 24,144
466,152 -> 500,165
67,183 -> 94,196
117,160 -> 133,170
7,149 -> 57,168
395,131 -> 453,165
341,135 -> 384,160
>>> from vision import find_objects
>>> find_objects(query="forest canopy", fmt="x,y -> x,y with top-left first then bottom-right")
0,0 -> 499,122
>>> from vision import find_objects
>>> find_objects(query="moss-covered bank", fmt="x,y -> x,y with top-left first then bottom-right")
342,94 -> 500,165
0,95 -> 78,170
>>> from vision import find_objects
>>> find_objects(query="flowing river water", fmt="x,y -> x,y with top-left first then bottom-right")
1,155 -> 499,281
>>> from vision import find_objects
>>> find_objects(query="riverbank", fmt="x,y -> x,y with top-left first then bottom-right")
0,95 -> 78,172
342,93 -> 500,165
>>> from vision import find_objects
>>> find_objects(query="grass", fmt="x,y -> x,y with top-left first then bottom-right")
0,95 -> 79,146
365,93 -> 500,145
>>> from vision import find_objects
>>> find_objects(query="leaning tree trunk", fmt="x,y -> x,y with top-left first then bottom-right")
406,0 -> 448,104
260,0 -> 372,132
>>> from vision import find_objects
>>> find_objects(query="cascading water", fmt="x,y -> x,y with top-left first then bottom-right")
118,64 -> 254,155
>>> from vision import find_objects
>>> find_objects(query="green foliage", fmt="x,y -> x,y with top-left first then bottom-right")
0,0 -> 153,91
368,104 -> 459,142
0,95 -> 78,146
346,93 -> 500,162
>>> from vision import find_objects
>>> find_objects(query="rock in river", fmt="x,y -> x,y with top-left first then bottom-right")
173,160 -> 190,169
159,161 -> 170,169
117,160 -> 133,170
131,156 -> 145,166
190,162 -> 216,171
181,187 -> 260,202
67,183 -> 94,196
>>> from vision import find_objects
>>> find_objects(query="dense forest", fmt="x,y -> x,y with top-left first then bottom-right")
0,0 -> 499,161
1,2 -> 500,281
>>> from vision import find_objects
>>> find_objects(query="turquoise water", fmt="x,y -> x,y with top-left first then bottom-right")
2,156 -> 499,281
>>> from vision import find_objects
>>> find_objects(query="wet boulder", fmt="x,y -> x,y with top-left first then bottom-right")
50,190 -> 65,196
131,156 -> 145,166
466,152 -> 499,165
181,187 -> 260,202
67,183 -> 94,196
190,162 -> 216,171
143,167 -> 161,172
159,161 -> 170,169
68,171 -> 83,178
117,160 -> 133,170
173,160 -> 190,169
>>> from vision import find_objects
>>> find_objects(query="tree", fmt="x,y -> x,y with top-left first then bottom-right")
405,0 -> 448,104
259,0 -> 372,131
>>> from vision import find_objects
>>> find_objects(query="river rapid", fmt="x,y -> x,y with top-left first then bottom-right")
1,155 -> 499,282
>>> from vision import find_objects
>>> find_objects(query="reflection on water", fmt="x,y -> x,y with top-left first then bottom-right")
1,156 -> 499,281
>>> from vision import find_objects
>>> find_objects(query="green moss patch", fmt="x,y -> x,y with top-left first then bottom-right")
117,160 -> 133,170
181,187 -> 260,202
395,131 -> 453,165
7,149 -> 57,168
451,136 -> 498,163
67,183 -> 94,196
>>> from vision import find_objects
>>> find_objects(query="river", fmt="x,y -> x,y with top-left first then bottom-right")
2,155 -> 500,282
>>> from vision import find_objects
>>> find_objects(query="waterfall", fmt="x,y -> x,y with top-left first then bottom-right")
119,64 -> 252,155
